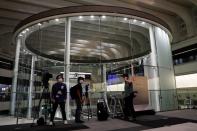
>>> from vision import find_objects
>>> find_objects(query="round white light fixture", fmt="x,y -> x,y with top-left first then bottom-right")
37,23 -> 42,26
79,16 -> 83,19
26,28 -> 29,31
55,18 -> 59,22
22,30 -> 26,34
123,18 -> 128,21
90,15 -> 94,18
101,15 -> 106,19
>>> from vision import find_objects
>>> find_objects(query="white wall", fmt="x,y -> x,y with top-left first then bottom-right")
176,73 -> 197,88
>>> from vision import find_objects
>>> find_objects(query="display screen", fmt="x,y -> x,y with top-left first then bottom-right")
107,73 -> 121,85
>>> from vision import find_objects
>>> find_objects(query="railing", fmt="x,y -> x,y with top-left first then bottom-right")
1,88 -> 197,117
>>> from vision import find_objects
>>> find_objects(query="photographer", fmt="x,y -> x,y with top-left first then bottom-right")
49,74 -> 67,125
73,77 -> 85,123
122,74 -> 136,121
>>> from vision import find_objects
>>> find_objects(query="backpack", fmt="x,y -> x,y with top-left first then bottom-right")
70,85 -> 77,99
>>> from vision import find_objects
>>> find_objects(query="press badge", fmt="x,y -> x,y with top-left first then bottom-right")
61,85 -> 64,89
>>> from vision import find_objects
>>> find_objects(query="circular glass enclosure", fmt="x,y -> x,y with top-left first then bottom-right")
11,6 -> 177,119
25,16 -> 151,63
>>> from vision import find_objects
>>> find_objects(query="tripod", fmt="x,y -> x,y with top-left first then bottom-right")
31,84 -> 51,126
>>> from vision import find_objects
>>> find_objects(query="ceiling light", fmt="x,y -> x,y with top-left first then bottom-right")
26,28 -> 29,31
55,18 -> 59,22
133,19 -> 137,23
90,15 -> 94,18
141,21 -> 145,24
22,30 -> 26,34
79,16 -> 83,19
101,15 -> 106,19
37,23 -> 42,26
19,34 -> 23,37
123,18 -> 128,21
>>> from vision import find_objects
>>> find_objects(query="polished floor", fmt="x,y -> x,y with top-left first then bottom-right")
0,109 -> 197,131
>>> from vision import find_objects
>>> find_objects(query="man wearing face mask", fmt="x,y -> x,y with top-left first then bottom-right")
49,74 -> 67,125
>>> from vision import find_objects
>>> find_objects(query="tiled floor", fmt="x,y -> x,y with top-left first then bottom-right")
0,109 -> 197,131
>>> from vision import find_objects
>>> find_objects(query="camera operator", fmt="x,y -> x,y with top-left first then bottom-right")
73,77 -> 85,123
49,74 -> 67,125
122,74 -> 136,121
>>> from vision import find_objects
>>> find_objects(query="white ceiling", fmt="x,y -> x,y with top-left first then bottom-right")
0,0 -> 196,60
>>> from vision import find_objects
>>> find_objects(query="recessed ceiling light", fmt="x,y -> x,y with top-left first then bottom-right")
133,19 -> 137,23
55,18 -> 59,22
37,23 -> 42,26
26,28 -> 29,31
79,16 -> 83,19
19,34 -> 23,37
141,21 -> 145,24
90,15 -> 94,18
123,18 -> 128,21
101,15 -> 106,19
22,30 -> 26,34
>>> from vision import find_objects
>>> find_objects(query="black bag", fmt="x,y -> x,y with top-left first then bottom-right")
97,99 -> 109,121
37,117 -> 45,126
70,85 -> 77,99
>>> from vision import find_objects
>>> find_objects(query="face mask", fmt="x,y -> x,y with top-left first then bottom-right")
58,78 -> 63,82
79,80 -> 84,84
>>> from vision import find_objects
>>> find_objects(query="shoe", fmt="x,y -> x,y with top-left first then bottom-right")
49,121 -> 53,126
64,120 -> 68,124
75,120 -> 84,123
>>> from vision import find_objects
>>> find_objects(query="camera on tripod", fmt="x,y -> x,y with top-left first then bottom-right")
42,71 -> 53,89
32,71 -> 53,126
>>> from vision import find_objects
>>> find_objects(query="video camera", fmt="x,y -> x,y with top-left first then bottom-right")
42,71 -> 53,89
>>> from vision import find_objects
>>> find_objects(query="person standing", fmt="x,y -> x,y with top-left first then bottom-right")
122,74 -> 136,121
73,77 -> 85,123
49,74 -> 67,125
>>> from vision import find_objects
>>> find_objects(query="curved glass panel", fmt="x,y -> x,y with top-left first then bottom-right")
25,16 -> 150,63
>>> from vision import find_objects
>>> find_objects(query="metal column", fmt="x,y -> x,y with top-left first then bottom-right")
102,64 -> 110,112
147,25 -> 160,111
102,64 -> 107,101
64,17 -> 71,120
27,55 -> 35,119
10,38 -> 21,115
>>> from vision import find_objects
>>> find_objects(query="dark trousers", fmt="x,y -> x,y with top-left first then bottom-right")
124,94 -> 136,118
75,99 -> 82,121
50,101 -> 66,122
